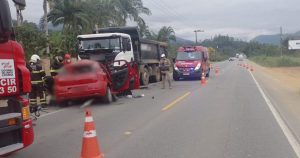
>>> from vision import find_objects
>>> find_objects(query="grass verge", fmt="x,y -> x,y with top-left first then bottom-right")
250,56 -> 300,67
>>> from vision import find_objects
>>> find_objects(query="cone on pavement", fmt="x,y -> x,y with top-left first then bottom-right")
201,72 -> 206,85
250,66 -> 254,71
215,67 -> 219,76
81,109 -> 104,158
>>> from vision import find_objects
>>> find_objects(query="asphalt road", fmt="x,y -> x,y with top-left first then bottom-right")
10,61 -> 299,158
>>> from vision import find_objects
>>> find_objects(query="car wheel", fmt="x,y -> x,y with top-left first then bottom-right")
173,75 -> 180,81
58,101 -> 69,107
112,94 -> 118,102
103,86 -> 113,104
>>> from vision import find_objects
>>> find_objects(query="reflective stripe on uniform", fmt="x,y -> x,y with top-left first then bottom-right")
32,70 -> 45,74
31,80 -> 44,84
50,69 -> 59,73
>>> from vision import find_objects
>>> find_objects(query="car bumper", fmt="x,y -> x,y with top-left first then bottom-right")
173,69 -> 202,78
55,84 -> 106,102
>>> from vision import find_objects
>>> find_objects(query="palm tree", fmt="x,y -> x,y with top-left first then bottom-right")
113,0 -> 151,26
157,26 -> 176,42
43,0 -> 50,54
47,0 -> 90,34
83,0 -> 120,30
145,26 -> 176,43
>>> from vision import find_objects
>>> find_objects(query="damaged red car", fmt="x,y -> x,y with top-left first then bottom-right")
54,60 -> 115,105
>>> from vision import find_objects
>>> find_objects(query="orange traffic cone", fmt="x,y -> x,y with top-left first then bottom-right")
250,66 -> 254,72
81,109 -> 104,158
201,72 -> 206,85
215,67 -> 219,76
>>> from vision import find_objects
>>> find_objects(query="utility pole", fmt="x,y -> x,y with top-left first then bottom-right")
43,0 -> 50,55
194,29 -> 204,44
15,4 -> 25,26
280,27 -> 283,57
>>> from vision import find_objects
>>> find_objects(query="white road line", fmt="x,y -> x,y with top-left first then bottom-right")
249,71 -> 300,157
39,109 -> 66,118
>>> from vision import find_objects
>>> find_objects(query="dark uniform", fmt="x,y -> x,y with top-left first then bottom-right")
159,57 -> 172,89
50,58 -> 63,76
28,61 -> 46,107
46,56 -> 63,94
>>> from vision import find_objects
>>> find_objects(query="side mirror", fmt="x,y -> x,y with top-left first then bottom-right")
122,41 -> 127,52
126,42 -> 131,51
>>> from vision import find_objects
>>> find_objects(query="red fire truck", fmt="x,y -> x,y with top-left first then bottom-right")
173,46 -> 210,80
0,0 -> 34,156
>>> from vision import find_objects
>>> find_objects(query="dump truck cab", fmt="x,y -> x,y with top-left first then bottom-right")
78,33 -> 134,66
77,33 -> 139,94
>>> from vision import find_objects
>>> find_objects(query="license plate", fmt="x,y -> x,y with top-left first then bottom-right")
0,99 -> 8,107
70,86 -> 85,92
183,72 -> 190,76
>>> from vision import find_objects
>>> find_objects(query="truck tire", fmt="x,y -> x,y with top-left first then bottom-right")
173,73 -> 180,81
154,67 -> 161,82
103,86 -> 113,104
173,76 -> 179,81
58,101 -> 69,107
140,67 -> 150,85
206,69 -> 210,78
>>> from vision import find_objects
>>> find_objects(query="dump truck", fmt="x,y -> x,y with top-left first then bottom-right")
78,27 -> 168,86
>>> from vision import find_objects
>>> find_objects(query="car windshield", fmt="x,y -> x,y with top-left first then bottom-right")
79,38 -> 120,51
59,65 -> 94,75
176,52 -> 202,60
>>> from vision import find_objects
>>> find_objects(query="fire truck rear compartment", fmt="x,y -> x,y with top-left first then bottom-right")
0,99 -> 23,153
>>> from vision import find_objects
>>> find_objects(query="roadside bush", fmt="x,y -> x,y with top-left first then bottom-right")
250,55 -> 300,67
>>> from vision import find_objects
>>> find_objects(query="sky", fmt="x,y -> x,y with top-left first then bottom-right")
8,0 -> 300,41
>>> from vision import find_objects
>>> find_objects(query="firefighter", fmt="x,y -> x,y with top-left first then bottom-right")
28,54 -> 47,114
63,53 -> 72,65
159,54 -> 172,89
45,55 -> 63,95
50,55 -> 63,76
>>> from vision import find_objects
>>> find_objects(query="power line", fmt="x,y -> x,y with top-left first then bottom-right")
148,0 -> 192,28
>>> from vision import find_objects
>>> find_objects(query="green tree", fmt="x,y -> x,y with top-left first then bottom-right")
83,0 -> 151,31
112,0 -> 151,26
15,21 -> 47,59
47,0 -> 90,34
145,26 -> 176,43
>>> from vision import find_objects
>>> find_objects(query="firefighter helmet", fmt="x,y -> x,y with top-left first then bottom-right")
30,54 -> 41,63
64,53 -> 71,59
55,56 -> 63,63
